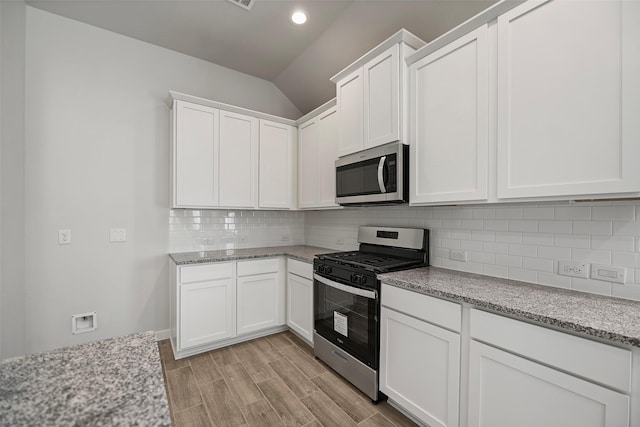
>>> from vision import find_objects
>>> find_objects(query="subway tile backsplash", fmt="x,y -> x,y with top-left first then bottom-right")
169,209 -> 305,253
304,201 -> 640,302
169,201 -> 640,302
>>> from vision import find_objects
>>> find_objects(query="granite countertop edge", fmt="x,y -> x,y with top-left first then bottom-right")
380,268 -> 640,348
169,245 -> 334,265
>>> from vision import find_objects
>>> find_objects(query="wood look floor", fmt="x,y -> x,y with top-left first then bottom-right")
158,332 -> 417,427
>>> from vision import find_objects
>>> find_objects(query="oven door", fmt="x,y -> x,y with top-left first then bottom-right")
313,273 -> 378,368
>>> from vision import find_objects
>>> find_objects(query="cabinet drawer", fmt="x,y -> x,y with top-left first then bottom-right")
288,258 -> 312,280
381,284 -> 461,332
470,309 -> 632,393
180,263 -> 233,284
237,258 -> 280,276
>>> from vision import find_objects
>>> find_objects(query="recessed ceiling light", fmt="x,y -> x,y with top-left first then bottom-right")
291,10 -> 307,25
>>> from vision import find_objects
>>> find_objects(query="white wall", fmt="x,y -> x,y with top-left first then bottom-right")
306,202 -> 640,302
1,0 -> 26,359
23,7 -> 300,355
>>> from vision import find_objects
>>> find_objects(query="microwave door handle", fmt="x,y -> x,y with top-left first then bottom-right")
314,274 -> 377,299
377,156 -> 387,193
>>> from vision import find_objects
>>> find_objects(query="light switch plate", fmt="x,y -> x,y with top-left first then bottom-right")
590,264 -> 626,284
58,229 -> 71,245
450,250 -> 467,262
109,228 -> 127,242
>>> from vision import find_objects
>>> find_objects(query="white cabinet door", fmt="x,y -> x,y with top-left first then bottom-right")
286,273 -> 313,343
468,340 -> 629,427
316,107 -> 339,208
179,278 -> 235,350
236,272 -> 283,335
364,44 -> 400,149
497,0 -> 640,199
337,68 -> 364,157
380,307 -> 460,427
410,25 -> 489,205
259,120 -> 294,209
297,119 -> 319,209
173,101 -> 219,208
219,110 -> 258,207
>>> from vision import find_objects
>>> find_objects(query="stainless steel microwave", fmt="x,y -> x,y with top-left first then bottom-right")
335,142 -> 409,206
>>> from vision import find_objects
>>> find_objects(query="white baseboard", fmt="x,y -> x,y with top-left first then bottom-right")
155,329 -> 171,341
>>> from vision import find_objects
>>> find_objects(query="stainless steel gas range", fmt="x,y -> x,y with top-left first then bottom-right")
312,226 -> 429,402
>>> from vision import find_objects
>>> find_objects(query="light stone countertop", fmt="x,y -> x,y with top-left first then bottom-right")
0,331 -> 170,426
379,267 -> 640,348
169,244 -> 335,265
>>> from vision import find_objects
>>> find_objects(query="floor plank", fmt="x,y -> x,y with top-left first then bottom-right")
268,358 -> 318,398
265,332 -> 295,349
249,337 -> 283,363
301,391 -> 358,427
210,346 -> 240,367
234,342 -> 278,383
257,376 -> 315,426
241,399 -> 283,426
221,362 -> 265,406
173,404 -> 212,427
199,379 -> 247,427
358,413 -> 396,427
189,353 -> 223,386
312,372 -> 376,423
166,366 -> 203,412
279,344 -> 326,379
283,331 -> 314,357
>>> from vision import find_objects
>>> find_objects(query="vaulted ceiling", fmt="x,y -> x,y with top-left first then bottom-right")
26,0 -> 498,115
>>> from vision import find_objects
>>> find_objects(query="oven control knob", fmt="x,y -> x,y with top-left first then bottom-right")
325,266 -> 332,274
350,274 -> 357,283
359,275 -> 367,285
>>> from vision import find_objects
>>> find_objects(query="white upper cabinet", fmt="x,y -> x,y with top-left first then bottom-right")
297,101 -> 340,209
364,44 -> 400,149
496,0 -> 640,199
170,92 -> 297,210
410,25 -> 489,205
219,110 -> 258,208
172,100 -> 219,208
259,120 -> 296,209
332,30 -> 425,157
336,69 -> 363,157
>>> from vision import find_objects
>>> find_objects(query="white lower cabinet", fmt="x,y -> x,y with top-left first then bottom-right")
171,258 -> 286,359
286,258 -> 314,344
180,278 -> 235,349
468,340 -> 629,427
236,259 -> 284,335
468,308 -> 631,427
380,284 -> 461,427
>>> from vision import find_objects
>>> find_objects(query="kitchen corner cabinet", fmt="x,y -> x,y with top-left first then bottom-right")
333,30 -> 424,157
468,309 -> 631,427
496,0 -> 640,199
258,120 -> 296,209
298,105 -> 339,209
236,258 -> 285,335
409,25 -> 489,205
286,258 -> 314,344
380,284 -> 461,427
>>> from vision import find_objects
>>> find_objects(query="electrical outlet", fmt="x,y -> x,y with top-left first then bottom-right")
238,236 -> 248,243
201,238 -> 215,245
450,250 -> 467,262
58,229 -> 71,245
590,264 -> 626,284
281,235 -> 290,242
558,260 -> 590,279
336,237 -> 344,246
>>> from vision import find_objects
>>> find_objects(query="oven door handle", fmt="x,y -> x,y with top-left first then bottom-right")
377,156 -> 387,193
314,274 -> 377,299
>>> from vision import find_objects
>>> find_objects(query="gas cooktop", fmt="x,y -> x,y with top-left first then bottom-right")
317,250 -> 425,273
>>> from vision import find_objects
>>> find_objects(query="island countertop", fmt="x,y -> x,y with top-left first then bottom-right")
169,244 -> 335,265
0,331 -> 170,426
379,267 -> 640,348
